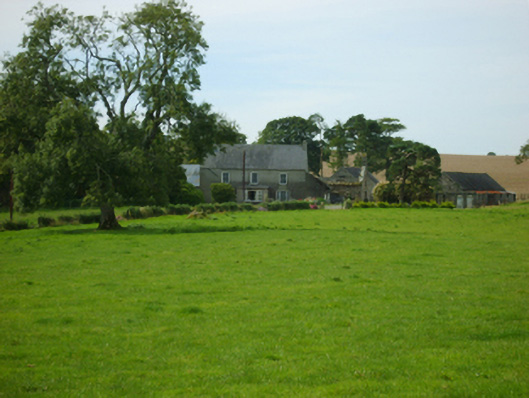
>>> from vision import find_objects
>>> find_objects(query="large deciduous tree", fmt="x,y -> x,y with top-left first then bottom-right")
257,115 -> 326,175
325,115 -> 405,173
386,140 -> 441,203
0,1 -> 244,229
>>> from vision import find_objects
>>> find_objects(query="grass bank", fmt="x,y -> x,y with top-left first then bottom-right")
1,207 -> 528,396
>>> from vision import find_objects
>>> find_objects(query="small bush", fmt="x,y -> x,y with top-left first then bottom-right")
124,207 -> 143,219
38,216 -> 55,227
285,201 -> 311,210
353,201 -> 376,208
166,204 -> 192,215
411,201 -> 436,209
211,183 -> 236,203
239,203 -> 256,212
194,203 -> 216,214
174,182 -> 205,206
266,201 -> 284,211
1,220 -> 30,231
218,202 -> 239,212
376,201 -> 390,208
58,215 -> 75,224
440,201 -> 456,209
78,213 -> 101,224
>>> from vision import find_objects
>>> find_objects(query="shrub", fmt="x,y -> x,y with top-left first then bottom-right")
166,204 -> 192,215
1,220 -> 30,231
440,201 -> 456,209
38,216 -> 55,227
353,201 -> 376,208
78,213 -> 101,224
376,201 -> 390,208
218,202 -> 239,212
284,201 -> 311,210
344,199 -> 353,209
239,203 -> 256,212
58,215 -> 76,224
266,201 -> 284,211
124,207 -> 143,219
211,183 -> 236,203
174,182 -> 204,206
194,203 -> 216,214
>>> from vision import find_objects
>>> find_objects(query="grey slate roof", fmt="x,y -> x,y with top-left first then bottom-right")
443,172 -> 506,192
326,167 -> 379,184
203,144 -> 308,171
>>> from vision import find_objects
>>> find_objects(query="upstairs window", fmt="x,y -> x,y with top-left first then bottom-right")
221,172 -> 230,184
279,173 -> 287,185
250,172 -> 258,185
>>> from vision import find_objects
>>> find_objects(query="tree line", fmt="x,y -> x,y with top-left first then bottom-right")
257,114 -> 442,204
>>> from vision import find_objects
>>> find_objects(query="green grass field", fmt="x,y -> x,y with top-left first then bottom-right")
1,207 -> 528,397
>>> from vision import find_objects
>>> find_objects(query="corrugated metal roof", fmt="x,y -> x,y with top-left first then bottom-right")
203,144 -> 308,171
443,172 -> 506,192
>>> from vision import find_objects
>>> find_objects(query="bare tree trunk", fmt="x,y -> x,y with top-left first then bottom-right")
98,204 -> 121,230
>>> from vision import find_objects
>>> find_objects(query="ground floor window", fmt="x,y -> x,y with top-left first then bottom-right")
276,190 -> 289,201
246,190 -> 264,202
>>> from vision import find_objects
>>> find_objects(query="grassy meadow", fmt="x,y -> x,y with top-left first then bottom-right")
1,206 -> 528,397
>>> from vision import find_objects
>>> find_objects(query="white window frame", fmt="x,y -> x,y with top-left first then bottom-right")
221,171 -> 230,184
279,173 -> 288,185
250,172 -> 258,185
246,189 -> 264,202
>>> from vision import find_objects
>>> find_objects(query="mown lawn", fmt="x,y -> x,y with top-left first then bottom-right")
1,207 -> 528,397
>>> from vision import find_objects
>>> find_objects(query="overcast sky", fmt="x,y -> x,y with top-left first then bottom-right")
1,0 -> 528,155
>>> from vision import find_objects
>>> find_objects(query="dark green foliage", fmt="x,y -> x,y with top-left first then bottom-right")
266,201 -> 284,211
353,201 -> 376,208
166,204 -> 192,215
173,182 -> 204,206
374,183 -> 400,204
194,203 -> 216,214
78,213 -> 101,224
386,140 -> 441,203
218,202 -> 239,212
515,139 -> 529,164
58,215 -> 75,224
239,203 -> 256,212
257,115 -> 327,175
211,183 -> 236,203
411,201 -> 439,209
1,219 -> 30,231
37,217 -> 55,227
123,207 -> 144,220
325,115 -> 405,173
440,201 -> 456,209
267,201 -> 311,211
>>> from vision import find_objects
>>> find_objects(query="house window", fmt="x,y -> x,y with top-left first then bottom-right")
277,190 -> 289,201
221,171 -> 230,184
250,172 -> 258,185
247,190 -> 263,202
279,173 -> 287,185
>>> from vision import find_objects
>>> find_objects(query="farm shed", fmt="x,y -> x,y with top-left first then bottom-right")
436,172 -> 516,208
